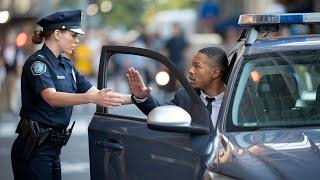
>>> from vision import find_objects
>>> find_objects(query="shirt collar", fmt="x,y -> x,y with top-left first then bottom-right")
40,44 -> 64,67
200,90 -> 225,103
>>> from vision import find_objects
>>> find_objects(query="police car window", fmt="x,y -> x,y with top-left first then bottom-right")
106,54 -> 181,119
228,50 -> 320,131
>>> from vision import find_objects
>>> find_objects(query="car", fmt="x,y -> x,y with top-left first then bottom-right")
88,13 -> 320,180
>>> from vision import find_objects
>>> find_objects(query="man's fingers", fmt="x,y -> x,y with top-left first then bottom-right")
132,68 -> 143,85
135,70 -> 146,86
128,67 -> 144,89
126,73 -> 131,85
127,71 -> 134,86
128,67 -> 138,85
130,67 -> 138,84
126,74 -> 135,92
131,68 -> 146,88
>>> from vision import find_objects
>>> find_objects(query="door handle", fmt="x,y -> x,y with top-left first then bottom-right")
96,140 -> 124,151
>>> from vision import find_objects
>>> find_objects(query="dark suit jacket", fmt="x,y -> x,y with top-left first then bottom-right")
132,88 -> 201,115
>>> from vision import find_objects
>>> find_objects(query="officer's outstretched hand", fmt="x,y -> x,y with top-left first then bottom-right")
93,88 -> 124,108
126,67 -> 152,99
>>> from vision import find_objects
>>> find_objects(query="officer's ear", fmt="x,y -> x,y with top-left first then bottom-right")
53,30 -> 61,41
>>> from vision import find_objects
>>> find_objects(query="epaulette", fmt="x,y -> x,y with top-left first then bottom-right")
36,54 -> 46,60
30,52 -> 46,62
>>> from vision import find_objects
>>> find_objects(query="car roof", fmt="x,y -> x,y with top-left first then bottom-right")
247,34 -> 320,55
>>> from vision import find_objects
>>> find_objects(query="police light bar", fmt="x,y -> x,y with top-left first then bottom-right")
238,13 -> 320,26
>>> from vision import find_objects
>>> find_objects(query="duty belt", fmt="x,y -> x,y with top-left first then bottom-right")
15,119 -> 75,160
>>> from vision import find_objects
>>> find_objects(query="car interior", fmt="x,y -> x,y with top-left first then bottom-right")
235,61 -> 320,128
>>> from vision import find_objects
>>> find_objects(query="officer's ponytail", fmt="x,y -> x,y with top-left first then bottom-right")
32,29 -> 55,44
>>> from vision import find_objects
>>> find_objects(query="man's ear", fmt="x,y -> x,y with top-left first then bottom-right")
211,68 -> 221,79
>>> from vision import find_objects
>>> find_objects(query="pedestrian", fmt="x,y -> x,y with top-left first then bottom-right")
127,47 -> 227,128
11,10 -> 126,180
0,30 -> 26,115
164,23 -> 189,74
163,23 -> 189,92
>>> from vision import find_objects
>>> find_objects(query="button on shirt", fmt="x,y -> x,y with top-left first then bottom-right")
20,45 -> 92,129
200,91 -> 224,128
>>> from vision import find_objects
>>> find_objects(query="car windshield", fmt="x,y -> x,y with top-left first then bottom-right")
228,50 -> 320,131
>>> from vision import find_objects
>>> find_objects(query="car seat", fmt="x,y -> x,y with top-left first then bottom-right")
238,85 -> 265,125
257,74 -> 299,121
309,84 -> 320,120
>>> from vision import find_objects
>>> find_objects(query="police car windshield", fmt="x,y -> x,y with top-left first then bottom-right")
228,50 -> 320,131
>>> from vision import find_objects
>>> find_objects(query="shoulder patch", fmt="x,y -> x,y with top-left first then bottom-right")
31,61 -> 47,75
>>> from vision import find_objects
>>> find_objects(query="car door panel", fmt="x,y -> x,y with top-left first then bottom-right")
89,115 -> 201,180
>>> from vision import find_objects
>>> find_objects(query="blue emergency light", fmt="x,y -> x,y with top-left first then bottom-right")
238,13 -> 320,26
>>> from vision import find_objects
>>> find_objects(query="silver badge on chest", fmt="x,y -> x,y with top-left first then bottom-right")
71,69 -> 76,83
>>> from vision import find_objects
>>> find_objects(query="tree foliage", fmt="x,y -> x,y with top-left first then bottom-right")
98,0 -> 154,29
62,0 -> 196,29
99,0 -> 196,29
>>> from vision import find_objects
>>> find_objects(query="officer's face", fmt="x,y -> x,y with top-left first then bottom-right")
57,30 -> 80,54
188,52 -> 220,90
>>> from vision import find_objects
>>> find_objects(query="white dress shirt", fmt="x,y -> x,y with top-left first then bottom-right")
200,91 -> 224,128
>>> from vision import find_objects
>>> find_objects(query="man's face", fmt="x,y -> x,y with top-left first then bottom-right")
188,52 -> 217,89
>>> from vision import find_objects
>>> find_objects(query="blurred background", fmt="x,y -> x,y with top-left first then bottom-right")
0,0 -> 320,179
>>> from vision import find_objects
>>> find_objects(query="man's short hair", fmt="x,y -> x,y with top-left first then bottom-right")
198,47 -> 228,80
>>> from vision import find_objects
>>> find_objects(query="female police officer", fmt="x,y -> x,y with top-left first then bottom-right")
11,10 -> 125,180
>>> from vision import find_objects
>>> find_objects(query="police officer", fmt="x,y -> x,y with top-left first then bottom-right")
11,10 -> 125,180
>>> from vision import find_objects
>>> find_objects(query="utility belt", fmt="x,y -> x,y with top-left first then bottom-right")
15,118 -> 75,160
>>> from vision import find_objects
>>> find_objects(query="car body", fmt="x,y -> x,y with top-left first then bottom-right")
88,13 -> 320,180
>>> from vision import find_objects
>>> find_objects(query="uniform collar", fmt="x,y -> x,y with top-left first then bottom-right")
40,44 -> 65,67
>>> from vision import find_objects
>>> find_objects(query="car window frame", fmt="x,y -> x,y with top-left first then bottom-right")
96,46 -> 212,135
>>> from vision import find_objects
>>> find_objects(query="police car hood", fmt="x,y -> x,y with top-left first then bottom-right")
218,129 -> 320,179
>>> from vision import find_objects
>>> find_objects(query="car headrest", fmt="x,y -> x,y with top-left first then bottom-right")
257,74 -> 299,111
258,74 -> 298,98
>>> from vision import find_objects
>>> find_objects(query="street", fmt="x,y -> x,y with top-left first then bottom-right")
0,104 -> 95,180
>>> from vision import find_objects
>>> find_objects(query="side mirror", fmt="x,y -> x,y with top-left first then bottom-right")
147,105 -> 191,127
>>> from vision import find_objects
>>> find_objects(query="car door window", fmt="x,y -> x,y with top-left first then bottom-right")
106,54 -> 181,119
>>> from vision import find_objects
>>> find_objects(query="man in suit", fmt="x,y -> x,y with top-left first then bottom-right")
126,47 -> 228,127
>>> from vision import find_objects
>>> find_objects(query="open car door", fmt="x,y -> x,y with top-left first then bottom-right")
88,46 -> 213,180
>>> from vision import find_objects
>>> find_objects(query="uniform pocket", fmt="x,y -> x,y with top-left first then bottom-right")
53,79 -> 67,92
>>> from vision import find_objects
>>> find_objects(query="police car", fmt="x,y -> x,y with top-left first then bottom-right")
88,13 -> 320,180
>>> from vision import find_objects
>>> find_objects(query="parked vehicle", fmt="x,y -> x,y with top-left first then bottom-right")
88,13 -> 320,180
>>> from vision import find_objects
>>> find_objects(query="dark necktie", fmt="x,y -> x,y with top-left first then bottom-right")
206,97 -> 215,116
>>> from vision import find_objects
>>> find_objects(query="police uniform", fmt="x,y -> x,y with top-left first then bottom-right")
11,10 -> 92,180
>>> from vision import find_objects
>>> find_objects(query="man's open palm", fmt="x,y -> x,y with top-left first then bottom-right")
126,67 -> 152,99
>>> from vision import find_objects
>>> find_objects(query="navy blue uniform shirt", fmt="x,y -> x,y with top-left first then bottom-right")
19,44 -> 92,129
